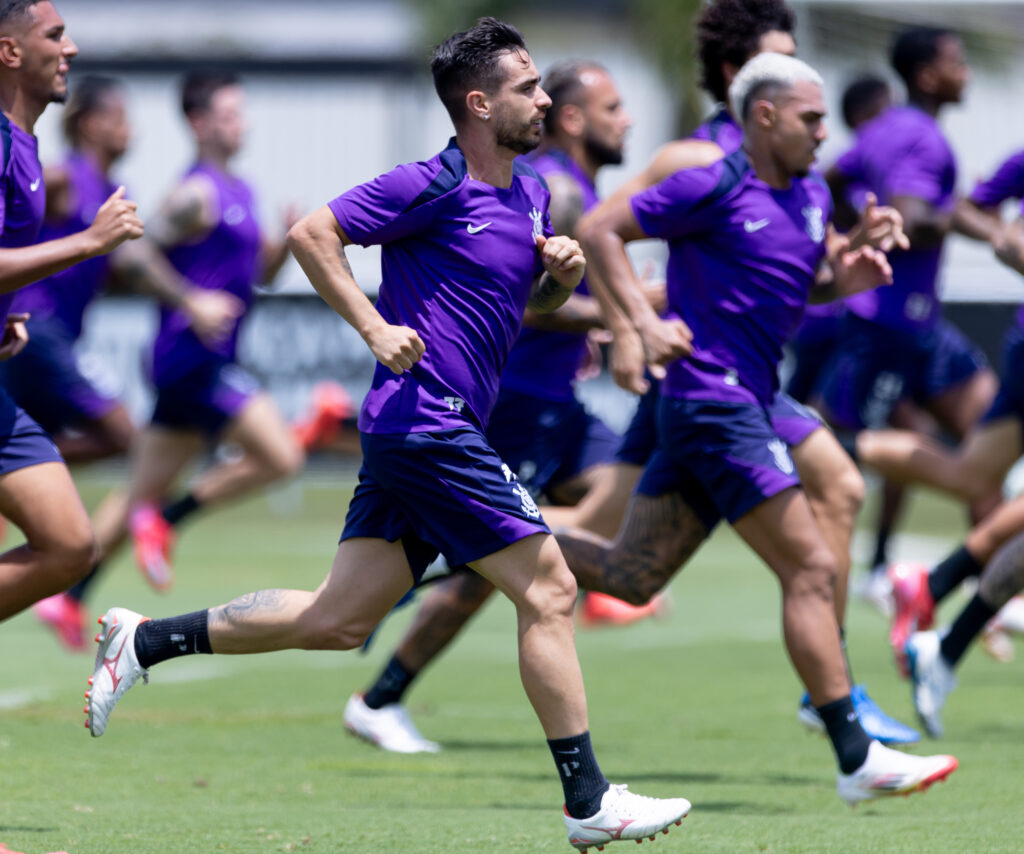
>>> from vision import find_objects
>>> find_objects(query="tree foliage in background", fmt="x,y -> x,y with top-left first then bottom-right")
411,0 -> 705,136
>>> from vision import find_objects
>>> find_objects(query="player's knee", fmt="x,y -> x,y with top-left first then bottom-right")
831,459 -> 866,515
791,550 -> 839,602
523,560 -> 578,621
265,440 -> 305,481
40,525 -> 97,586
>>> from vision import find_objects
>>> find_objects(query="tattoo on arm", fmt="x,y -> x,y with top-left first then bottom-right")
527,272 -> 573,313
546,173 -> 585,237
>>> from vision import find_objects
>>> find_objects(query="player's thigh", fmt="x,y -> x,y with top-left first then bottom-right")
221,391 -> 302,470
0,461 -> 92,554
88,403 -> 136,453
927,366 -> 999,438
127,425 -> 205,501
469,532 -> 575,611
309,537 -> 417,639
956,417 -> 1022,486
790,426 -> 864,511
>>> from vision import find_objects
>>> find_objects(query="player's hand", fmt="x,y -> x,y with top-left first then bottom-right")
366,322 -> 425,374
835,244 -> 892,296
608,326 -> 650,394
86,186 -> 144,255
640,316 -> 693,374
858,192 -> 910,252
536,234 -> 586,289
183,289 -> 245,346
0,312 -> 30,361
576,328 -> 613,382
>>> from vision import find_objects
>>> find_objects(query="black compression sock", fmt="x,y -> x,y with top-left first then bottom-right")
940,594 -> 998,668
548,731 -> 610,819
67,562 -> 102,603
928,545 -> 983,604
162,493 -> 202,527
817,695 -> 872,774
871,529 -> 892,571
363,654 -> 418,709
133,610 -> 213,669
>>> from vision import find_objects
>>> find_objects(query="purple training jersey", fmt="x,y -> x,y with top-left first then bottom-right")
12,151 -> 117,338
499,149 -> 596,402
152,162 -> 262,386
328,138 -> 552,433
0,116 -> 46,319
630,148 -> 832,407
835,105 -> 956,332
691,106 -> 743,155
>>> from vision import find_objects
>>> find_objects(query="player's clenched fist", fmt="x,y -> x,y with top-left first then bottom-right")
366,322 -> 426,374
86,186 -> 145,256
536,234 -> 585,288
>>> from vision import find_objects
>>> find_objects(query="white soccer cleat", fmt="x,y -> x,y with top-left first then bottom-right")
564,783 -> 690,851
85,607 -> 149,737
342,694 -> 440,754
906,630 -> 958,738
836,740 -> 957,805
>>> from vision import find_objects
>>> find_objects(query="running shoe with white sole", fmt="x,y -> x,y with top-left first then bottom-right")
35,592 -> 88,651
85,607 -> 149,737
129,503 -> 175,592
888,562 -> 934,676
343,693 -> 440,754
564,783 -> 690,852
797,684 -> 920,744
836,740 -> 957,805
906,630 -> 958,738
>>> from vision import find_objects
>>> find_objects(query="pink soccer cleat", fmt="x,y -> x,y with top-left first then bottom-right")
129,503 -> 175,592
34,592 -> 88,651
887,562 -> 934,677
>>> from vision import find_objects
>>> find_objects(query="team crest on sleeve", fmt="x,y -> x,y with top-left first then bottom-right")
802,206 -> 825,243
529,207 -> 544,239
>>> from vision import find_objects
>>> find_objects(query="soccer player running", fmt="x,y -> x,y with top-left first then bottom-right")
574,52 -> 958,803
78,71 -> 303,594
0,0 -> 142,626
86,19 -> 692,849
3,75 -> 239,648
344,59 -> 657,755
558,0 -> 919,745
819,28 -> 997,516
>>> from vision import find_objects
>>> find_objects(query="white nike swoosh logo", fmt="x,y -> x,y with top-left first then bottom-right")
467,222 -> 492,234
744,218 -> 770,233
29,178 -> 40,192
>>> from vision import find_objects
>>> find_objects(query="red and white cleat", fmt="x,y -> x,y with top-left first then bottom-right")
34,592 -> 89,652
293,381 -> 354,451
129,503 -> 175,592
564,784 -> 690,851
86,607 -> 149,737
887,562 -> 934,677
579,592 -> 668,628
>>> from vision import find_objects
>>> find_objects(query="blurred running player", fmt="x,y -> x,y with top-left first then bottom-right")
10,75 -> 240,649
574,52 -> 957,803
78,71 -> 303,595
86,20 -> 691,849
0,0 -> 142,628
344,59 -> 658,754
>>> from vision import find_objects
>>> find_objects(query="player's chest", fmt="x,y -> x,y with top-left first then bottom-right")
434,193 -> 543,278
4,158 -> 45,243
716,192 -> 826,270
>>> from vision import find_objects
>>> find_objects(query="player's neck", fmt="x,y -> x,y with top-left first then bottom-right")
455,130 -> 517,189
907,92 -> 943,118
196,142 -> 232,173
0,83 -> 46,134
560,138 -> 598,184
76,141 -> 115,175
743,142 -> 793,190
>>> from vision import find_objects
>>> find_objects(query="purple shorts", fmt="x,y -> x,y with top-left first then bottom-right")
342,425 -> 551,581
636,396 -> 802,527
982,323 -> 1024,428
0,386 -> 64,477
150,360 -> 259,437
0,319 -> 118,435
820,314 -> 987,430
768,392 -> 823,448
486,387 -> 619,500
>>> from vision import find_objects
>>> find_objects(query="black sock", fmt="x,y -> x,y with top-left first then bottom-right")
162,493 -> 202,527
871,528 -> 892,571
940,593 -> 998,668
548,731 -> 610,819
816,695 -> 872,774
363,654 -> 418,709
133,610 -> 213,669
67,562 -> 102,603
928,545 -> 983,604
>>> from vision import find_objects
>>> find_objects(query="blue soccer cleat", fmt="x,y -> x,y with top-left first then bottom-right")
797,684 -> 921,745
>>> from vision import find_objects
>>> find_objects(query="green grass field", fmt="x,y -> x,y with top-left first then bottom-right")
1,475 -> 1020,853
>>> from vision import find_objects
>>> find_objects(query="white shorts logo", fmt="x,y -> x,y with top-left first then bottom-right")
444,396 -> 465,413
767,437 -> 795,475
501,462 -> 541,518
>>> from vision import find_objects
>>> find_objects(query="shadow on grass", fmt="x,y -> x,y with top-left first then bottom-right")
690,800 -> 795,815
604,770 -> 821,787
0,826 -> 57,833
440,739 -> 546,752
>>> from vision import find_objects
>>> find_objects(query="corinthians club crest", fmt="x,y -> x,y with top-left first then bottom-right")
802,205 -> 825,243
529,207 -> 544,240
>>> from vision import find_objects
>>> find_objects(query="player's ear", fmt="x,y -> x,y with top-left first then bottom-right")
751,100 -> 775,130
466,90 -> 491,122
558,103 -> 585,139
0,36 -> 23,70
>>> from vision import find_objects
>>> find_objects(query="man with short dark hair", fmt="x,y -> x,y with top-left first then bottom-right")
577,51 -> 958,804
0,0 -> 142,627
86,19 -> 691,849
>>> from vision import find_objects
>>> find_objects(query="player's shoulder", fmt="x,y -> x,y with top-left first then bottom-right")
396,139 -> 472,212
650,138 -> 724,184
512,155 -> 549,193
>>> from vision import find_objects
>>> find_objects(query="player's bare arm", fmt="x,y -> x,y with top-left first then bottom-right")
991,218 -> 1024,277
825,165 -> 860,231
42,163 -> 72,221
259,203 -> 302,285
890,193 -> 951,248
0,185 -> 142,294
288,205 -> 424,373
952,196 -> 1002,242
0,311 -> 29,360
145,175 -> 216,249
528,234 -> 586,313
